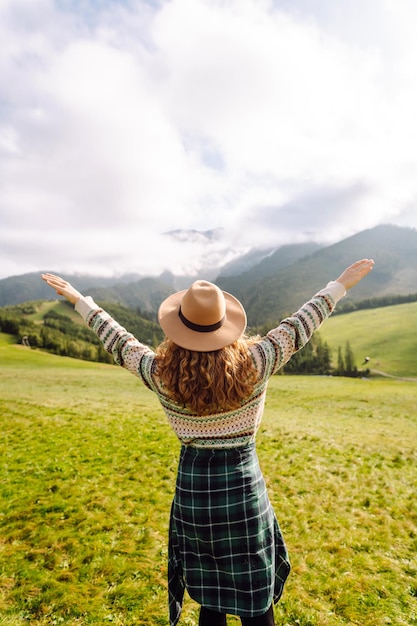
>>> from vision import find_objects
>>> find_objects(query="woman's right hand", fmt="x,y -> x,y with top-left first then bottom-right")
336,259 -> 375,290
41,273 -> 83,305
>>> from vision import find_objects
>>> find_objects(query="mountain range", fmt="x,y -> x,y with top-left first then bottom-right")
1,224 -> 417,327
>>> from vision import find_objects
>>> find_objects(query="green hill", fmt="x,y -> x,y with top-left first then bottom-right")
2,226 -> 417,328
0,299 -> 163,363
2,298 -> 416,380
217,241 -> 323,279
319,301 -> 417,378
218,224 -> 417,325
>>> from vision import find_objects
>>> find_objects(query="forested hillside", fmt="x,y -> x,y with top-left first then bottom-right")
2,226 -> 417,326
2,295 -> 416,377
0,300 -> 163,363
219,224 -> 417,325
0,296 -> 372,377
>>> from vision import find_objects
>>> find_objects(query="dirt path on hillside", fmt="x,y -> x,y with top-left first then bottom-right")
370,369 -> 417,382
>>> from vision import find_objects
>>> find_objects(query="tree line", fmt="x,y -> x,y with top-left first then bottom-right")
335,291 -> 417,314
279,334 -> 368,377
0,302 -> 367,377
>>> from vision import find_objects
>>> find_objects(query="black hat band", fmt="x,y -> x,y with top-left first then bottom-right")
178,306 -> 225,333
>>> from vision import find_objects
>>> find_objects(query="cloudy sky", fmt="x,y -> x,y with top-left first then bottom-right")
1,0 -> 417,280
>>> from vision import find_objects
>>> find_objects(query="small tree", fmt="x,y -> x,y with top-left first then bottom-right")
334,341 -> 365,377
344,340 -> 357,375
315,336 -> 332,375
337,346 -> 345,374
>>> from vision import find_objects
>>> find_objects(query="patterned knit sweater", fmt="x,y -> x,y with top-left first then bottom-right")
75,281 -> 346,448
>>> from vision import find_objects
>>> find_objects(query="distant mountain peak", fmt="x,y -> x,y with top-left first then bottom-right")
1,225 -> 417,321
164,228 -> 223,243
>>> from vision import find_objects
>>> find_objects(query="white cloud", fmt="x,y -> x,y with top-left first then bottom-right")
1,0 -> 417,279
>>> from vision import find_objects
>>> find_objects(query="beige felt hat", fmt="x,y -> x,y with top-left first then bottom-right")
158,280 -> 247,352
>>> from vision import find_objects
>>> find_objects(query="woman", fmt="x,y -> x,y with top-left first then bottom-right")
42,258 -> 374,626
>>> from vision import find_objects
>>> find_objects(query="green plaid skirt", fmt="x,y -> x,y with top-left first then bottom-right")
168,443 -> 290,624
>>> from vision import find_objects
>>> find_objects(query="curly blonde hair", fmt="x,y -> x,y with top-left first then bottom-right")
155,337 -> 258,414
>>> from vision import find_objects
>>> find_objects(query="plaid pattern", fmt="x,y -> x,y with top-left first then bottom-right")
168,443 -> 290,625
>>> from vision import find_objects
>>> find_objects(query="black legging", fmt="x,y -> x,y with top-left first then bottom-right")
199,605 -> 275,626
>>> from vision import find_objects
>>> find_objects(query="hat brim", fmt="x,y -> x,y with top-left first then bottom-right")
158,288 -> 247,352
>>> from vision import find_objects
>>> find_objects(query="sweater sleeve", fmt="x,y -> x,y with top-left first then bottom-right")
74,296 -> 156,386
251,281 -> 346,380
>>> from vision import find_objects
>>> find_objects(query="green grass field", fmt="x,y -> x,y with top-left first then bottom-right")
1,335 -> 416,625
319,301 -> 417,378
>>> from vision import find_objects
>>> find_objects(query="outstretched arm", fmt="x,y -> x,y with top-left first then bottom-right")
41,272 -> 155,387
256,257 -> 375,378
41,273 -> 83,305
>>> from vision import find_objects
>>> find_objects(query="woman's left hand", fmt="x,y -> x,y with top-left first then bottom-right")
335,259 -> 375,290
42,273 -> 83,305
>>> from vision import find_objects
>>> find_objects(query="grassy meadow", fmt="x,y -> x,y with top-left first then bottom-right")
0,333 -> 416,625
319,301 -> 417,378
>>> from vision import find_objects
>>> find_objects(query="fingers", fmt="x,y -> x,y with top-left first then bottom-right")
348,259 -> 375,275
357,258 -> 375,273
41,273 -> 82,304
42,273 -> 66,283
352,258 -> 374,268
41,274 -> 69,290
